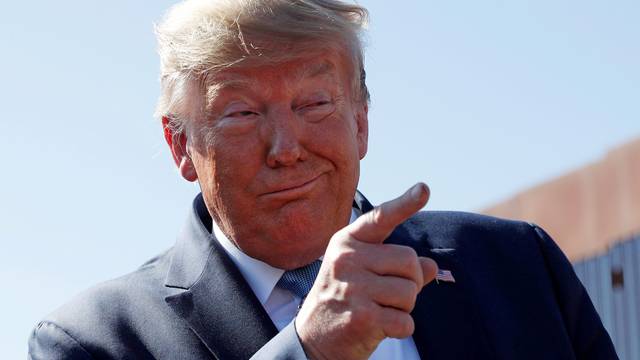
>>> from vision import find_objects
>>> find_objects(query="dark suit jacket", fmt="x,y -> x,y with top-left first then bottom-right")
29,193 -> 617,359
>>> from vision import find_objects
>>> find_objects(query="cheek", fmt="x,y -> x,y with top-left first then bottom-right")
208,136 -> 266,197
308,113 -> 360,161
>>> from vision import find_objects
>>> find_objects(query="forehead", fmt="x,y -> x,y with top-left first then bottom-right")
203,53 -> 352,99
215,58 -> 339,87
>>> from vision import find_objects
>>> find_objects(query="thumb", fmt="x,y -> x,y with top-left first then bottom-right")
419,257 -> 438,287
349,182 -> 430,244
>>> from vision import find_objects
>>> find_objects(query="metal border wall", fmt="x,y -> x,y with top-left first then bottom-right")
573,235 -> 640,360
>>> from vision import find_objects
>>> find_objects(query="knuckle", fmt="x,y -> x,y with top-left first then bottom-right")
388,245 -> 420,275
319,283 -> 343,304
400,247 -> 421,277
341,280 -> 358,298
393,281 -> 418,311
331,247 -> 357,274
386,313 -> 414,338
404,279 -> 419,298
369,207 -> 386,227
328,228 -> 349,245
405,290 -> 418,312
398,245 -> 418,262
320,278 -> 358,304
398,314 -> 415,336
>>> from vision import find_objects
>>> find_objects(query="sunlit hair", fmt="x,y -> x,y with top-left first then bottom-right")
155,0 -> 369,135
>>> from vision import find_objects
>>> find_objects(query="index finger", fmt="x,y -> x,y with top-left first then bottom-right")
348,182 -> 430,244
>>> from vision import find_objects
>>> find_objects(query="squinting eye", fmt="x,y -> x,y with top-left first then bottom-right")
301,100 -> 331,110
228,110 -> 257,118
308,101 -> 329,107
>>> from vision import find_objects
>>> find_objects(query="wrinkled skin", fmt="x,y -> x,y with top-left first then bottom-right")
165,53 -> 368,269
164,52 -> 437,359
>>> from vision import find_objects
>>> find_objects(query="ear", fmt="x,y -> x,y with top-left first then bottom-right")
355,102 -> 369,159
162,116 -> 198,182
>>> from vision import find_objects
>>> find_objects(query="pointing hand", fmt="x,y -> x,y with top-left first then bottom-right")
296,183 -> 438,360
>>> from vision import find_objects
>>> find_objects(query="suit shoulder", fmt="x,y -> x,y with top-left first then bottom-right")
406,210 -> 533,234
400,211 -> 537,249
39,247 -> 174,339
29,320 -> 93,359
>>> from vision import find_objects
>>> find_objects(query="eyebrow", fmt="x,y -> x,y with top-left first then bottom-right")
211,61 -> 335,90
209,78 -> 253,93
204,60 -> 337,109
297,61 -> 336,79
204,78 -> 261,110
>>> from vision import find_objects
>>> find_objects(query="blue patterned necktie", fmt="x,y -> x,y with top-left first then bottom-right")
276,260 -> 322,298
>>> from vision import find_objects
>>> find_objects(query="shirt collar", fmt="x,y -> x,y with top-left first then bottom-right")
212,208 -> 361,305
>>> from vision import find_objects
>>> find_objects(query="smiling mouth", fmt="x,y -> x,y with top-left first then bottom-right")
262,173 -> 325,199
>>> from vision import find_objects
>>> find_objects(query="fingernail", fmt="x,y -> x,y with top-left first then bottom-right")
410,183 -> 427,200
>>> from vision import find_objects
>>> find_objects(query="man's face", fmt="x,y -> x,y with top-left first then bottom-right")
174,53 -> 368,269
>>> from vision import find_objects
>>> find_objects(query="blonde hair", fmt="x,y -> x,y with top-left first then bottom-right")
154,0 -> 369,134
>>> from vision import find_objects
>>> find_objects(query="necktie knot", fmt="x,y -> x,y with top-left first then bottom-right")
276,260 -> 322,298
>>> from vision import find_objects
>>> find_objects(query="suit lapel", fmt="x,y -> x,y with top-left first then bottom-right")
164,194 -> 277,359
353,189 -> 374,214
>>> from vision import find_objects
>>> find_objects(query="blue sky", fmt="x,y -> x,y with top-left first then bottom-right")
1,0 -> 639,357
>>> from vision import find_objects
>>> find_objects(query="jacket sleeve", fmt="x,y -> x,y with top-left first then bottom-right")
531,224 -> 619,360
251,320 -> 308,360
28,321 -> 94,360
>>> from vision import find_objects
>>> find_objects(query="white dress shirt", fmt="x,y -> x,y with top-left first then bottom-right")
213,210 -> 421,360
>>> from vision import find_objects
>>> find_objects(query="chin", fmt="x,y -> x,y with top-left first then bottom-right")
249,193 -> 352,267
265,219 -> 335,268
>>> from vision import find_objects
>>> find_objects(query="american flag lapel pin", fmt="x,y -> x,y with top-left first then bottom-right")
435,269 -> 455,284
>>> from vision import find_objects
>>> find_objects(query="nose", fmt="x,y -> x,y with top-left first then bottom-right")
265,109 -> 305,168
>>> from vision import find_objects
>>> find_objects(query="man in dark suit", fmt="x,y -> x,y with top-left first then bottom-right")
29,0 -> 617,359
29,190 -> 617,359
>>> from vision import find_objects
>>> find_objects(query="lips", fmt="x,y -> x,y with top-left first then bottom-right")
261,173 -> 326,198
